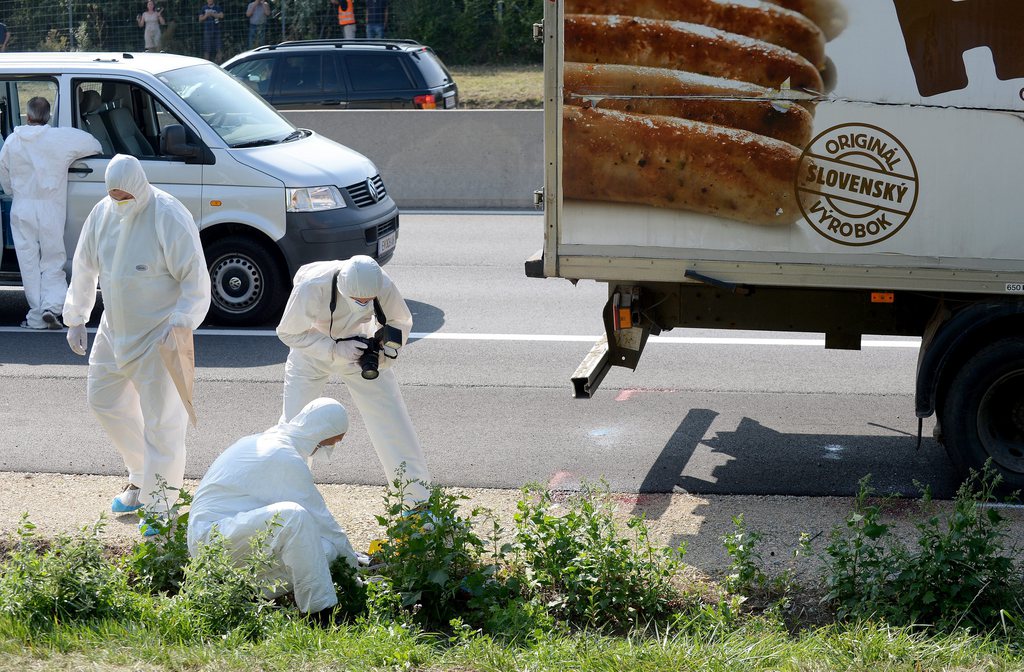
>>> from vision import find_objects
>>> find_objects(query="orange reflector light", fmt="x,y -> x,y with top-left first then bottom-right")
871,292 -> 895,304
618,307 -> 632,329
414,94 -> 436,109
209,200 -> 222,207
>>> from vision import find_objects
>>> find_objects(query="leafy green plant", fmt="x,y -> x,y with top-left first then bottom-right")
157,525 -> 282,641
0,515 -> 141,629
372,475 -> 505,626
722,514 -> 768,593
329,554 -> 368,622
823,465 -> 1023,630
511,482 -> 686,630
124,483 -> 192,596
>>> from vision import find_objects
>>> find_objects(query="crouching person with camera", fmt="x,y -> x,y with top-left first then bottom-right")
276,256 -> 431,505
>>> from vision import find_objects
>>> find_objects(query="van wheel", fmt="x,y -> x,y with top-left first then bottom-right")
205,237 -> 287,326
941,337 -> 1024,492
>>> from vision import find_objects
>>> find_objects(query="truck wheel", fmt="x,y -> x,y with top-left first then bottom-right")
941,337 -> 1024,491
205,237 -> 288,326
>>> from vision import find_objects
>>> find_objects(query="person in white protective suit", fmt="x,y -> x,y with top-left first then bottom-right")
188,397 -> 361,623
0,96 -> 102,329
63,154 -> 211,522
277,256 -> 431,505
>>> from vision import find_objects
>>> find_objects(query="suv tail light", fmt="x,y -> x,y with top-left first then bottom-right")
414,94 -> 436,109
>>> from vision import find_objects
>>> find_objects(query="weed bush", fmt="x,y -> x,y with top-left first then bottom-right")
371,477 -> 506,626
124,485 -> 192,595
823,466 -> 1023,631
0,516 -> 141,629
157,526 -> 283,641
511,482 -> 686,630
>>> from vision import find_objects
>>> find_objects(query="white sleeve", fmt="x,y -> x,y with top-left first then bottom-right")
161,201 -> 211,329
64,128 -> 102,163
263,456 -> 358,562
378,273 -> 413,346
62,204 -> 103,326
276,281 -> 336,361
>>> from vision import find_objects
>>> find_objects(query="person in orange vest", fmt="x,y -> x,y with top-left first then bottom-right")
330,0 -> 356,38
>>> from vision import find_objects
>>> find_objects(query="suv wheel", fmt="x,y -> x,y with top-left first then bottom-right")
205,236 -> 288,326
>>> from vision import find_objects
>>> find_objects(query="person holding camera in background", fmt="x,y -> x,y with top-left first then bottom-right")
137,2 -> 165,52
197,0 -> 224,61
276,256 -> 431,505
246,0 -> 270,49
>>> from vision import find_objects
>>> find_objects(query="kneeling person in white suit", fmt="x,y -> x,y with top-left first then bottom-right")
188,398 -> 359,619
276,256 -> 431,505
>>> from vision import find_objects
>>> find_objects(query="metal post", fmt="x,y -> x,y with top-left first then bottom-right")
68,0 -> 74,50
281,0 -> 286,42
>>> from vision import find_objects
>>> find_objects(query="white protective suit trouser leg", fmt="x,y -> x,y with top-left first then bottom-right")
198,502 -> 340,614
282,349 -> 431,503
87,326 -> 188,509
10,198 -> 68,328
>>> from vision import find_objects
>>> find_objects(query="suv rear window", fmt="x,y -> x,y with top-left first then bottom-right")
409,49 -> 452,88
345,53 -> 414,91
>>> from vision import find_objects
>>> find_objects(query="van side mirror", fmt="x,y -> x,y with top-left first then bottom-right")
162,124 -> 199,159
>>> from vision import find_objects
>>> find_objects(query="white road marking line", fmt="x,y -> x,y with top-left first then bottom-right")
0,326 -> 922,348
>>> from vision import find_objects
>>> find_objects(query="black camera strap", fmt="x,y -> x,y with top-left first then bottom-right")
329,270 -> 387,342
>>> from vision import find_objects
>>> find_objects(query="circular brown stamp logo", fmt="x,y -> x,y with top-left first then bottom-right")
796,123 -> 918,246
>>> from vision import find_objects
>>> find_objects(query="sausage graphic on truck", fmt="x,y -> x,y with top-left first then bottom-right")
526,0 -> 1024,490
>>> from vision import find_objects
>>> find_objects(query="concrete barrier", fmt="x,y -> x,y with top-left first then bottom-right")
283,110 -> 544,209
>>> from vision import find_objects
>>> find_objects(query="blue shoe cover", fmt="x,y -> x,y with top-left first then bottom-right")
139,521 -> 161,537
111,496 -> 143,514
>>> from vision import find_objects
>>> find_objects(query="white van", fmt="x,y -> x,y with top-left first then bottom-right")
0,52 -> 400,325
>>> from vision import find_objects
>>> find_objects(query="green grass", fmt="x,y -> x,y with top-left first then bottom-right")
449,64 -> 543,109
0,616 -> 1020,671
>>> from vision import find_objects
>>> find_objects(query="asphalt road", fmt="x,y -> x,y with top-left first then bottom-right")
0,212 -> 959,498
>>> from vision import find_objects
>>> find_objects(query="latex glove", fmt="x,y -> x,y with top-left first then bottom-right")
333,339 -> 368,363
168,312 -> 193,329
67,324 -> 88,356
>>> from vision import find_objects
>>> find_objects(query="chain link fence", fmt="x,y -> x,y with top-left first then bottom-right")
0,0 -> 541,65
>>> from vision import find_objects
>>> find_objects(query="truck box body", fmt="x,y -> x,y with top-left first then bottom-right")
543,0 -> 1024,293
533,0 -> 1024,488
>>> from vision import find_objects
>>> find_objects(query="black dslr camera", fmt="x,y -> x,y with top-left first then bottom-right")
351,324 -> 403,380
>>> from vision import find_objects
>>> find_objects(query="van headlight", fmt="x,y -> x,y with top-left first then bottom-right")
286,186 -> 346,212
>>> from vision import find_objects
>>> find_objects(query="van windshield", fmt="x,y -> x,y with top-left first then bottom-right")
158,63 -> 298,147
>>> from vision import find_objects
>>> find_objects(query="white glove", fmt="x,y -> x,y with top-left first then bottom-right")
168,312 -> 193,328
333,339 -> 367,362
67,324 -> 88,356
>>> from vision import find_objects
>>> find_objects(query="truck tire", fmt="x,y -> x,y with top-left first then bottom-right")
941,337 -> 1024,491
205,236 -> 288,326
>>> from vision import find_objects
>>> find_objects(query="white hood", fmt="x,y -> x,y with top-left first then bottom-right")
259,398 -> 349,458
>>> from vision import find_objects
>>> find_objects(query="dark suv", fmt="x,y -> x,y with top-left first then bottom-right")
222,39 -> 459,110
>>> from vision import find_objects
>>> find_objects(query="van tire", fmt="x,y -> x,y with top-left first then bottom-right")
941,337 -> 1024,491
205,237 -> 287,326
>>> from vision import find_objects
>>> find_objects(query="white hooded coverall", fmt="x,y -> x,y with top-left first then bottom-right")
276,256 -> 431,504
188,398 -> 358,614
0,124 -> 101,328
63,154 -> 211,508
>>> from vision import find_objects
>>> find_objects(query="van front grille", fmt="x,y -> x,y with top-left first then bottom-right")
345,174 -> 388,207
365,216 -> 398,244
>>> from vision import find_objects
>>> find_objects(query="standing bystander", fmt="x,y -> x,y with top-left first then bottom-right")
137,2 -> 166,52
331,0 -> 356,39
246,0 -> 270,49
0,20 -> 11,51
198,0 -> 224,61
0,97 -> 101,330
365,0 -> 387,38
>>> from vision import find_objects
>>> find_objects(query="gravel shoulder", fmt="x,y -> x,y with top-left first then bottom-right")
3,472 -> 1023,582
